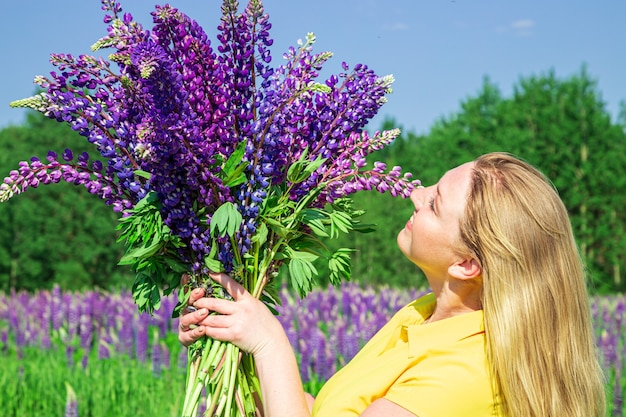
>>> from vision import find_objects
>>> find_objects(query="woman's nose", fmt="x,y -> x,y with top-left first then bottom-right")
411,185 -> 428,209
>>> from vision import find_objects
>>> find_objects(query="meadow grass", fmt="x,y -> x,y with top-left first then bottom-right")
0,286 -> 624,416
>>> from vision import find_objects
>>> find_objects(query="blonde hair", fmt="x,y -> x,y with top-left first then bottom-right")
458,152 -> 606,417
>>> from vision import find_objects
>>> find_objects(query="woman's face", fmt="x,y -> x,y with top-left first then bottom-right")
397,161 -> 474,276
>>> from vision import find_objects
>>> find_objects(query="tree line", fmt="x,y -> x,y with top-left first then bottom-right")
1,67 -> 624,293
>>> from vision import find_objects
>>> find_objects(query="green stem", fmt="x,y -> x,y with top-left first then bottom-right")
214,347 -> 232,416
182,345 -> 205,416
204,368 -> 224,417
181,339 -> 229,417
224,345 -> 239,415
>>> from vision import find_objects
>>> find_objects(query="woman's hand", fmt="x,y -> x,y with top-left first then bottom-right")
178,284 -> 210,347
178,272 -> 313,417
178,272 -> 284,357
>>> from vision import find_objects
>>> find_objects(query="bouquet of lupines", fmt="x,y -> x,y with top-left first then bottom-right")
1,0 -> 420,415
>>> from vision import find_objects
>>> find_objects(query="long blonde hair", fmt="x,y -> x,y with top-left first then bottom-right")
458,153 -> 605,417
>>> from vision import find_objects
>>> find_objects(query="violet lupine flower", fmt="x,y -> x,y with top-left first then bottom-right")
79,294 -> 94,350
135,313 -> 150,362
8,299 -> 24,349
66,295 -> 81,343
151,335 -> 162,377
0,329 -> 7,354
64,383 -> 78,417
97,329 -> 113,360
115,304 -> 135,357
51,285 -> 64,332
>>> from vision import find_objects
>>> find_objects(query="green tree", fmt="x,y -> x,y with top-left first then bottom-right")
0,112 -> 132,292
322,68 -> 626,293
406,68 -> 626,292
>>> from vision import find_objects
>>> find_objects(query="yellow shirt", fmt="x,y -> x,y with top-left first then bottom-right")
311,293 -> 501,417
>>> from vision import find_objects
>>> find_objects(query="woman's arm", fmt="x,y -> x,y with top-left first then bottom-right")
178,272 -> 311,417
178,273 -> 416,417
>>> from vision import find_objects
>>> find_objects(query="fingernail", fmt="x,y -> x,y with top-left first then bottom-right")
197,308 -> 208,317
192,288 -> 203,296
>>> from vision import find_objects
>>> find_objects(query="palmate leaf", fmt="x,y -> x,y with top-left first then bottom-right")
288,258 -> 317,298
210,202 -> 243,237
286,148 -> 327,184
328,248 -> 354,285
284,246 -> 319,298
132,272 -> 162,314
328,210 -> 353,238
300,208 -> 329,237
116,191 -> 186,314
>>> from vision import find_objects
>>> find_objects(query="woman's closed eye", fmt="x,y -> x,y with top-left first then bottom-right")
428,197 -> 435,211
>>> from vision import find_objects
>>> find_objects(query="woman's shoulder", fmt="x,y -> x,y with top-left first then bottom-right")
392,292 -> 437,324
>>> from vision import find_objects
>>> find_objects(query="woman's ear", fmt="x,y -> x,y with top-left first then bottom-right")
448,258 -> 482,281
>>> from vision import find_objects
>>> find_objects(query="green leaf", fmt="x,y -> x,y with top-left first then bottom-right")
222,141 -> 249,187
205,257 -> 223,273
352,222 -> 377,234
286,148 -> 309,183
118,240 -> 162,264
288,258 -> 316,298
251,222 -> 269,245
133,169 -> 152,180
264,217 -> 290,238
172,286 -> 192,318
287,152 -> 327,184
328,248 -> 354,285
210,202 -> 243,237
288,248 -> 319,263
329,210 -> 353,238
204,242 -> 224,272
300,209 -> 329,237
132,274 -> 162,314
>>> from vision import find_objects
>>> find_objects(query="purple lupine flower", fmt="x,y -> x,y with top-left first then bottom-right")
151,336 -> 162,377
97,329 -> 112,360
66,295 -> 81,344
8,300 -> 24,349
51,285 -> 64,332
79,293 -> 94,350
65,345 -> 76,367
64,383 -> 78,417
4,0 -> 419,306
135,313 -> 150,362
0,328 -> 7,353
115,304 -> 135,357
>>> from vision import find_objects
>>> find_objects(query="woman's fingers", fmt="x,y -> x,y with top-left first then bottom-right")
178,325 -> 205,347
178,272 -> 260,349
180,307 -> 209,329
209,271 -> 248,301
188,287 -> 205,305
178,307 -> 208,347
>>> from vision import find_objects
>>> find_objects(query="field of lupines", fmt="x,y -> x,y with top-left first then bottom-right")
0,284 -> 624,416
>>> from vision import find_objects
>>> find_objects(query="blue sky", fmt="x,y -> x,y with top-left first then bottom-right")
1,0 -> 624,135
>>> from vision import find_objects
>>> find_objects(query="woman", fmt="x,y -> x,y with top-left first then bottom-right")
178,152 -> 606,417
